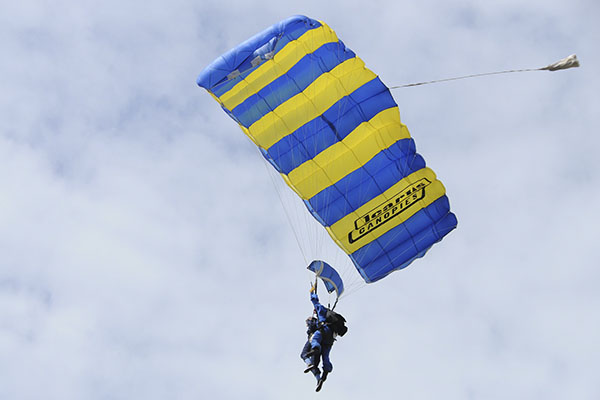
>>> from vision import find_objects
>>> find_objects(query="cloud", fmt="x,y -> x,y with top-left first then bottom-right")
1,1 -> 598,399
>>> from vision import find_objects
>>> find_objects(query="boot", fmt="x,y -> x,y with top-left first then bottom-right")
315,377 -> 325,392
315,371 -> 328,392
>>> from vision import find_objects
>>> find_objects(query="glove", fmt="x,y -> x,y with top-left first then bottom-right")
310,283 -> 317,294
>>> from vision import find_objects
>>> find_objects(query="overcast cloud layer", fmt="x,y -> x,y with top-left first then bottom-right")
1,1 -> 599,399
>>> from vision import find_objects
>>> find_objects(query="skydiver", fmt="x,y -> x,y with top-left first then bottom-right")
300,312 -> 322,384
303,284 -> 335,392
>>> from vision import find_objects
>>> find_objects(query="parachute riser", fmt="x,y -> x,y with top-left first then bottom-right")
331,297 -> 339,312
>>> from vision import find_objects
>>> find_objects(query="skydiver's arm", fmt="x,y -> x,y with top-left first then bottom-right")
310,287 -> 322,310
311,293 -> 327,323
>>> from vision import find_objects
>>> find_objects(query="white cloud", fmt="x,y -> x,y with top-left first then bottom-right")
1,1 -> 598,399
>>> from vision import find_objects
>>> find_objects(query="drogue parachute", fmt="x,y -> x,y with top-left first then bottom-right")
307,260 -> 344,299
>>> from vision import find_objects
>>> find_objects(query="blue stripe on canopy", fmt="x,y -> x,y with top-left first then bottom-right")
264,77 -> 396,175
198,16 -> 323,96
349,196 -> 458,283
303,138 -> 426,226
231,41 -> 356,128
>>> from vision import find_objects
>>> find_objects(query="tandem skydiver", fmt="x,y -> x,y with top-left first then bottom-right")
301,283 -> 347,392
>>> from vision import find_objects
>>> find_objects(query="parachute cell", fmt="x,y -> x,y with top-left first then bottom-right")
198,15 -> 458,283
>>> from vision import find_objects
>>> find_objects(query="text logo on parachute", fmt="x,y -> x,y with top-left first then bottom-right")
348,178 -> 432,244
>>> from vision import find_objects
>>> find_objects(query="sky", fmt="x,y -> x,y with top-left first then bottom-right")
1,1 -> 599,399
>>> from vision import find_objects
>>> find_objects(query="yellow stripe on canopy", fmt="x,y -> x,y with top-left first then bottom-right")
287,107 -> 411,200
219,24 -> 340,110
325,168 -> 447,254
248,57 -> 377,149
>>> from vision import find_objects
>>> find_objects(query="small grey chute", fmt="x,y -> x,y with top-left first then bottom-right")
539,54 -> 580,71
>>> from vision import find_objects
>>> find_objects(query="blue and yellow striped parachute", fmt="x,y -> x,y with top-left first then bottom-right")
198,15 -> 457,283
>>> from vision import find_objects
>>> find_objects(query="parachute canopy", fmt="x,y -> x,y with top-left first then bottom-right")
197,15 -> 458,283
307,260 -> 344,298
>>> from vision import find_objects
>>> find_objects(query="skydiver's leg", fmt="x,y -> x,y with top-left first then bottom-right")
310,367 -> 321,383
300,340 -> 312,361
307,330 -> 323,369
315,345 -> 332,392
316,370 -> 327,392
302,338 -> 322,376
310,330 -> 323,351
320,345 -> 333,374
304,361 -> 322,381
